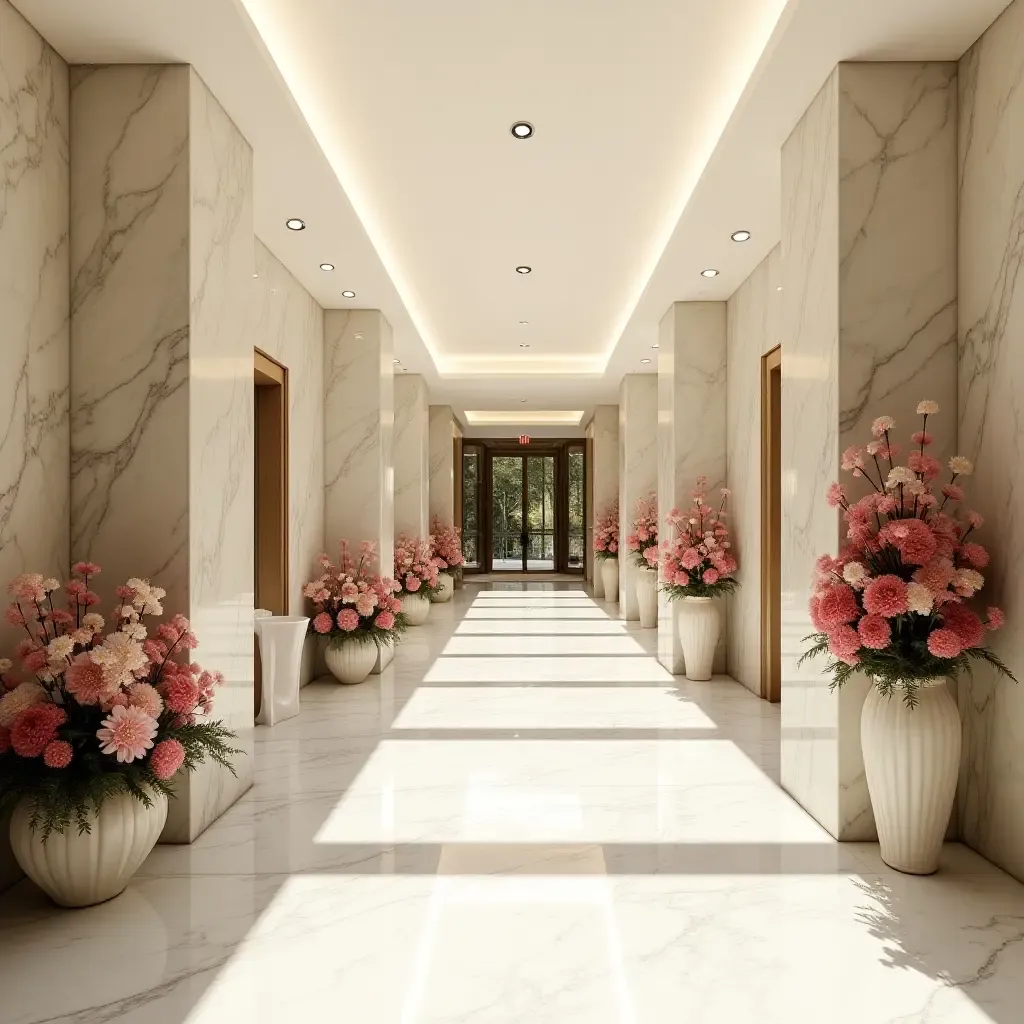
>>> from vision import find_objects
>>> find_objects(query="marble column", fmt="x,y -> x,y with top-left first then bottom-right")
618,375 -> 658,618
657,302 -> 727,674
780,62 -> 957,840
0,0 -> 69,890
393,374 -> 429,539
70,65 -> 256,842
588,405 -> 618,597
428,405 -> 459,527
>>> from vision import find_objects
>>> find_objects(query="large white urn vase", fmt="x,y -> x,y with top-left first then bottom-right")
433,572 -> 455,603
600,558 -> 619,604
324,639 -> 379,685
636,567 -> 658,628
402,591 -> 431,626
677,596 -> 720,681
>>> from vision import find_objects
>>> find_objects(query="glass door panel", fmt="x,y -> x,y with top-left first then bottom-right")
491,455 -> 524,570
461,446 -> 482,569
567,447 -> 585,569
526,455 -> 556,570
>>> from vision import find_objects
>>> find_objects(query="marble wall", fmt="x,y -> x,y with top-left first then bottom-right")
589,405 -> 618,598
958,0 -> 1024,883
70,65 -> 256,842
726,249 -> 781,694
393,374 -> 429,539
780,63 -> 958,840
249,239 -> 324,685
0,0 -> 69,891
657,302 -> 727,675
428,405 -> 458,527
618,375 -> 658,618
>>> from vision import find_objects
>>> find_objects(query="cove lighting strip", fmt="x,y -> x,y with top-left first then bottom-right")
464,411 -> 584,427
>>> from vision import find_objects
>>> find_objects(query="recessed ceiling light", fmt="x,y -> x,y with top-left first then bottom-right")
701,268 -> 720,278
519,343 -> 530,349
640,358 -> 651,364
319,263 -> 334,272
652,343 -> 659,349
285,218 -> 305,231
515,266 -> 532,275
510,121 -> 534,139
777,286 -> 783,292
519,320 -> 529,325
393,358 -> 400,364
521,398 -> 528,403
731,230 -> 752,242
342,290 -> 356,298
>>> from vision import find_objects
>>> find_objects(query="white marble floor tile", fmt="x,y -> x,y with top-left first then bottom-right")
2,583 -> 1023,1024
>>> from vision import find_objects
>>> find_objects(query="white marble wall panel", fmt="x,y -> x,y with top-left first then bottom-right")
0,0 -> 69,892
323,309 -> 394,576
589,405 -> 618,597
781,63 -> 957,841
958,0 -> 1024,884
428,405 -> 457,526
657,302 -> 727,675
393,374 -> 429,539
725,248 -> 781,695
618,375 -> 658,618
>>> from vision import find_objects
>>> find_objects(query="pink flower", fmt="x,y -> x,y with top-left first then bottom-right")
862,575 -> 908,617
858,614 -> 891,650
313,612 -> 333,634
967,511 -> 984,529
340,582 -> 359,602
128,682 -> 164,718
375,610 -> 395,630
907,451 -> 942,479
21,648 -> 48,674
150,739 -> 186,780
96,704 -> 158,763
72,561 -> 102,577
826,482 -> 846,508
987,607 -> 1005,630
841,446 -> 865,471
871,416 -> 895,437
681,548 -> 701,570
702,568 -> 720,585
913,557 -> 955,595
826,625 -> 861,665
911,431 -> 934,446
8,572 -> 46,603
926,628 -> 963,659
406,576 -> 422,593
941,484 -> 964,502
817,584 -> 859,628
65,653 -> 115,705
11,704 -> 66,757
961,542 -> 989,568
673,571 -> 690,587
161,675 -> 200,715
355,593 -> 377,617
940,604 -> 984,649
337,608 -> 360,631
879,519 -> 937,567
43,740 -> 73,768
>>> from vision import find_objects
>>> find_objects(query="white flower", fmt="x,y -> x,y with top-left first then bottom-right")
903,478 -> 926,496
916,400 -> 939,416
82,613 -> 105,633
843,562 -> 868,588
955,568 -> 984,593
123,622 -> 148,641
0,683 -> 47,728
872,415 -> 896,437
866,441 -> 881,456
126,578 -> 165,616
90,633 -> 148,689
46,636 -> 75,661
42,578 -> 60,593
886,466 -> 917,489
0,658 -> 11,674
949,456 -> 974,477
906,582 -> 934,615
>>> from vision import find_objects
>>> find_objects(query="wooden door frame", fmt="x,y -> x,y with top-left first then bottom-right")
760,345 -> 782,703
254,349 -> 289,616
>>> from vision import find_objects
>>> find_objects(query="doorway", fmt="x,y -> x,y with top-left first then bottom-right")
491,453 -> 556,571
760,345 -> 781,703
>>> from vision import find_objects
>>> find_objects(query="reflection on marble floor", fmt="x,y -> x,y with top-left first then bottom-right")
3,583 -> 1024,1023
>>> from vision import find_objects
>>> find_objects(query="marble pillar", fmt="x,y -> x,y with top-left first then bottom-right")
0,0 -> 69,891
70,65 -> 256,842
588,405 -> 618,597
428,405 -> 459,527
958,0 -> 1024,883
393,374 -> 429,539
618,375 -> 658,618
657,302 -> 727,675
726,249 -> 782,694
780,63 -> 957,840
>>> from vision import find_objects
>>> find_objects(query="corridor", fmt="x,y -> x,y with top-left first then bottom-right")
3,584 -> 1024,1023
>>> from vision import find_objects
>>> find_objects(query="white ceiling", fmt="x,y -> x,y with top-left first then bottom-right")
15,0 -> 1012,434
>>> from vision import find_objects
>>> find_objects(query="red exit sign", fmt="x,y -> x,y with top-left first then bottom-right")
519,434 -> 530,445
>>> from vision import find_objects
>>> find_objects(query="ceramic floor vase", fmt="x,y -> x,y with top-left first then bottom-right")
433,572 -> 455,603
11,789 -> 168,908
600,558 -> 619,604
402,591 -> 431,626
677,596 -> 719,680
860,678 -> 961,875
636,567 -> 658,628
324,639 -> 379,685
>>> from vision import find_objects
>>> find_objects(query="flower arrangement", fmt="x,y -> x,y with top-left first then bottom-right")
593,500 -> 619,561
305,541 -> 406,647
0,564 -> 238,838
430,518 -> 464,576
660,477 -> 738,599
627,495 -> 659,569
801,401 -> 1015,705
394,535 -> 441,596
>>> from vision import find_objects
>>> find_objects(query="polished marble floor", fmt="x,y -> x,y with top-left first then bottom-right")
3,583 -> 1024,1023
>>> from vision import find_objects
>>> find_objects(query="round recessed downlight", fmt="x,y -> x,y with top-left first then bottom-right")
519,320 -> 529,325
393,358 -> 400,364
285,218 -> 306,231
516,265 -> 532,275
519,343 -> 531,349
511,121 -> 534,139
701,268 -> 720,278
640,358 -> 651,364
731,230 -> 752,242
652,343 -> 659,349
342,290 -> 356,298
319,263 -> 335,271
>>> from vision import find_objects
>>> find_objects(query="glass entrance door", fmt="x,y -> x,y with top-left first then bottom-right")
490,454 -> 556,571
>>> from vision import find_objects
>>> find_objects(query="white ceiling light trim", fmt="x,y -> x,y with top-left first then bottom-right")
465,410 -> 584,426
443,354 -> 605,378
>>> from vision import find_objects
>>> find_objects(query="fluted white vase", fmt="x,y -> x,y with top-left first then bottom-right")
433,572 -> 455,603
677,596 -> 719,681
636,567 -> 658,628
600,558 -> 619,604
402,591 -> 431,626
324,639 -> 378,685
861,678 -> 960,875
11,789 -> 168,907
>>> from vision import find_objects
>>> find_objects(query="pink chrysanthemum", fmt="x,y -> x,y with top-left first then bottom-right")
926,628 -> 962,659
858,614 -> 891,650
72,561 -> 102,577
11,704 -> 67,758
128,682 -> 164,718
150,738 -> 186,780
337,608 -> 360,632
816,584 -> 859,629
375,610 -> 395,630
65,653 -> 115,705
987,606 -> 1005,630
913,558 -> 955,595
161,675 -> 200,715
43,739 -> 73,768
96,704 -> 158,763
21,648 -> 48,674
826,482 -> 846,508
862,575 -> 908,617
680,548 -> 701,571
702,568 -> 720,585
960,542 -> 989,568
941,484 -> 964,502
355,593 -> 377,617
340,581 -> 359,602
879,519 -> 937,567
673,571 -> 690,587
827,625 -> 861,665
312,612 -> 333,634
939,604 -> 984,650
405,576 -> 422,593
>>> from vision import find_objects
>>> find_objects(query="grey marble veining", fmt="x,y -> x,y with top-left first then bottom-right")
958,0 -> 1024,885
393,373 -> 429,538
428,405 -> 459,526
